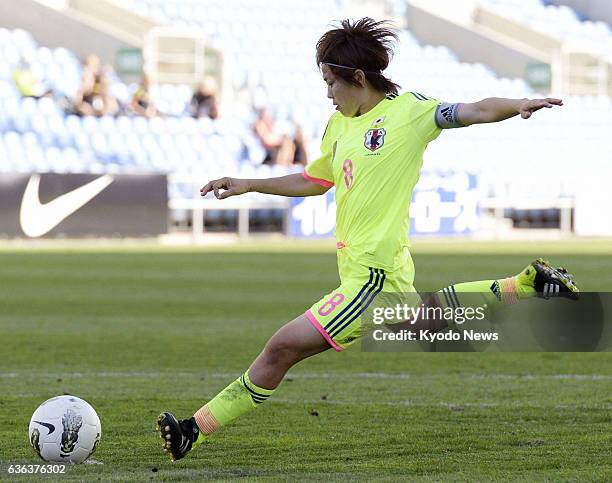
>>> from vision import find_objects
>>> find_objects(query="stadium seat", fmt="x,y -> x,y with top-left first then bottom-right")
99,116 -> 116,134
82,116 -> 99,134
480,0 -> 612,53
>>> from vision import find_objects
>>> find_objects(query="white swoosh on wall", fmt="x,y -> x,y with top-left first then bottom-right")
20,174 -> 114,237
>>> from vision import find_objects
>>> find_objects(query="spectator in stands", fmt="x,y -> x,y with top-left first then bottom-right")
96,68 -> 119,116
74,63 -> 118,117
253,107 -> 309,166
130,72 -> 158,118
190,77 -> 220,119
13,58 -> 52,98
253,107 -> 296,166
74,54 -> 100,116
292,125 -> 309,166
83,54 -> 101,86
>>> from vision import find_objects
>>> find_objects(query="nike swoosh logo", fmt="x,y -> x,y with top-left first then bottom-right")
33,420 -> 56,434
20,174 -> 114,237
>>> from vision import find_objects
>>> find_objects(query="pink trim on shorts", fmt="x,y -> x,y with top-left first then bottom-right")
302,171 -> 334,188
305,309 -> 343,352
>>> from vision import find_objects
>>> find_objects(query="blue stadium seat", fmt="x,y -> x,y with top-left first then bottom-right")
63,115 -> 81,135
139,132 -> 157,152
178,116 -> 197,134
29,115 -> 48,137
157,131 -> 174,151
132,148 -> 150,168
82,116 -> 99,134
47,116 -> 71,147
98,115 -> 116,134
91,133 -> 110,159
11,111 -> 29,133
62,146 -> 79,163
0,80 -> 11,97
132,116 -> 149,134
195,117 -> 213,135
148,116 -> 165,135
146,147 -> 165,169
115,116 -> 133,134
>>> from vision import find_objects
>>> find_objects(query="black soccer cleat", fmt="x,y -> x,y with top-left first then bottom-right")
157,412 -> 200,461
523,258 -> 580,300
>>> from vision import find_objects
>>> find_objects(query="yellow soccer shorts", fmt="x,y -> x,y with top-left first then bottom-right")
306,250 -> 418,351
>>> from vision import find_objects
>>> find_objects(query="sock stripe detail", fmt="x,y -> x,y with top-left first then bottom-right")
490,281 -> 502,301
441,287 -> 450,308
328,269 -> 386,339
240,374 -> 272,404
324,268 -> 375,331
442,286 -> 461,327
449,285 -> 461,307
442,287 -> 454,309
241,373 -> 272,397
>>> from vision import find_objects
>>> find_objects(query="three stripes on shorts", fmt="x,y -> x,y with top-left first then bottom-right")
324,267 -> 386,339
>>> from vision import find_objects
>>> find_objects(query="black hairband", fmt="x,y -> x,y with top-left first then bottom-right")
322,62 -> 383,75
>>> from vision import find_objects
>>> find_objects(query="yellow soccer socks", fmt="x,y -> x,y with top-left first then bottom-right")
435,263 -> 540,327
193,370 -> 275,441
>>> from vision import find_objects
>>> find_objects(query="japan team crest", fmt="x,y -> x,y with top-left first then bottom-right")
364,128 -> 386,152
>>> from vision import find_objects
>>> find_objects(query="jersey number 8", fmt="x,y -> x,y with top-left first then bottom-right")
343,159 -> 354,190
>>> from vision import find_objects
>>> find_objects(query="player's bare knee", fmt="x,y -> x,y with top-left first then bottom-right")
262,336 -> 301,367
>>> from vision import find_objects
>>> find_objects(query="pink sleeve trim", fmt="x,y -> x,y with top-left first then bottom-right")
302,171 -> 334,188
305,310 -> 343,352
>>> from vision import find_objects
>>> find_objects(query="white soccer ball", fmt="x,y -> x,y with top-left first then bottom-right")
28,395 -> 101,464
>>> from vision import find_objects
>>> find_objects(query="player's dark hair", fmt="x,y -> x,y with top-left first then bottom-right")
316,17 -> 400,95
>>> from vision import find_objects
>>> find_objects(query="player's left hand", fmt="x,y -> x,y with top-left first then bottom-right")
519,98 -> 563,119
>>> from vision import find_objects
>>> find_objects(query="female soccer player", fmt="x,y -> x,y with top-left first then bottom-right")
158,18 -> 578,460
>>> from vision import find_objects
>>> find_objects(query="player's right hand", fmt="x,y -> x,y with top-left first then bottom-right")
200,177 -> 250,200
518,97 -> 563,119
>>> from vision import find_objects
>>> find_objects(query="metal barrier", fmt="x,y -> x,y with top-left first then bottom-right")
169,196 -> 290,239
479,197 -> 574,234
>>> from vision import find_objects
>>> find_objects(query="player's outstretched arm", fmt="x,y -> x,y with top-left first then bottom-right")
200,173 -> 330,200
457,97 -> 563,126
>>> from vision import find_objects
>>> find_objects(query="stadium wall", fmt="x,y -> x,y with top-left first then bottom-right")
404,3 -> 540,80
0,0 -> 136,65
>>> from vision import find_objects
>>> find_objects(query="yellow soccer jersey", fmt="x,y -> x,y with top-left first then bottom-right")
303,91 -> 443,271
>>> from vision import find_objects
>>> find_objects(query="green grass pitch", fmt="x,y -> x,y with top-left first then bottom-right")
1,241 -> 611,481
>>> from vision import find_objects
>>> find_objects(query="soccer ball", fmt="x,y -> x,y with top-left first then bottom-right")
28,395 -> 101,464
